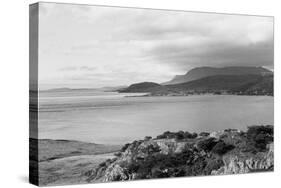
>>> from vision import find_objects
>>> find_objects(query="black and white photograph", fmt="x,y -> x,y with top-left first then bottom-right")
29,2 -> 274,186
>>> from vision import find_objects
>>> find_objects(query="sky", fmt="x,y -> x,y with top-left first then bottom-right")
38,2 -> 274,89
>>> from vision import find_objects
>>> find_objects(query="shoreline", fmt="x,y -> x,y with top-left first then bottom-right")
30,138 -> 121,162
30,139 -> 121,186
123,92 -> 274,98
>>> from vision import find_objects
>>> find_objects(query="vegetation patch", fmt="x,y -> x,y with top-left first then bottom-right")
246,125 -> 273,152
86,125 -> 274,182
156,131 -> 198,140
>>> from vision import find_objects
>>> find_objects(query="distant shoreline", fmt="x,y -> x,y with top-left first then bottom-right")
124,93 -> 274,98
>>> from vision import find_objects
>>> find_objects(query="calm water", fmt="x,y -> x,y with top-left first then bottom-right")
38,91 -> 274,144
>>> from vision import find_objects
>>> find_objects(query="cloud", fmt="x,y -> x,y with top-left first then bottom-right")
128,13 -> 273,72
146,37 -> 273,71
59,66 -> 78,71
39,3 -> 274,88
80,66 -> 96,71
59,66 -> 97,71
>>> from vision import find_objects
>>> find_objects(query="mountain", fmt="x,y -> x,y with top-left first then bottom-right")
168,74 -> 270,92
119,82 -> 162,93
118,74 -> 273,96
243,75 -> 273,95
163,66 -> 272,85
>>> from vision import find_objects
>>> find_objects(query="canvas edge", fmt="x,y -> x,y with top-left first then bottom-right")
29,2 -> 39,186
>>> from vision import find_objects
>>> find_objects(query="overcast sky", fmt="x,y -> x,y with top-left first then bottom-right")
38,3 -> 273,89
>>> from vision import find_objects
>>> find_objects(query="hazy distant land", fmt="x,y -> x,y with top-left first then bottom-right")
40,66 -> 273,97
119,66 -> 273,96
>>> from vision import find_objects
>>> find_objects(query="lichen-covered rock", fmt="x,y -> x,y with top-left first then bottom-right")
211,143 -> 273,175
209,131 -> 224,139
102,164 -> 130,181
85,126 -> 273,182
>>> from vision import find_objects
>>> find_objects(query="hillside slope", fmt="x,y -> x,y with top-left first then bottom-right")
164,66 -> 272,85
119,82 -> 162,93
119,75 -> 273,96
167,74 -> 273,93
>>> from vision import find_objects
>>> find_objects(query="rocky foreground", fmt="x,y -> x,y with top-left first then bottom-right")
85,125 -> 273,182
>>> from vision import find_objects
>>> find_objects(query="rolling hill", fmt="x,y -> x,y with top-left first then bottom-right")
163,66 -> 272,85
119,74 -> 273,96
119,82 -> 163,93
167,74 -> 265,91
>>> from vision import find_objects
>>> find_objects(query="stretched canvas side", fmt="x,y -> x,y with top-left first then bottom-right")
29,3 -> 39,186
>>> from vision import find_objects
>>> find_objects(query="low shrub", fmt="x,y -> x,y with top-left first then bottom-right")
184,132 -> 198,139
224,129 -> 238,132
144,136 -> 152,141
211,141 -> 235,155
197,137 -> 218,152
127,149 -> 195,179
184,156 -> 207,176
114,152 -> 122,157
140,144 -> 161,154
199,132 -> 210,137
98,161 -> 106,167
127,162 -> 140,173
246,125 -> 273,152
175,131 -> 185,140
98,159 -> 112,168
156,131 -> 172,139
121,143 -> 131,152
204,159 -> 224,174
156,131 -> 198,140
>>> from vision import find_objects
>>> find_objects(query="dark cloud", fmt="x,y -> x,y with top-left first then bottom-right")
114,11 -> 274,72
146,38 -> 273,71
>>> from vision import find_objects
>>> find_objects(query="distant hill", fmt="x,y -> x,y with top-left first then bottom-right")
119,74 -> 273,96
41,87 -> 75,92
163,66 -> 272,85
119,82 -> 162,93
99,86 -> 127,92
40,86 -> 127,92
167,74 -> 273,93
243,75 -> 273,95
